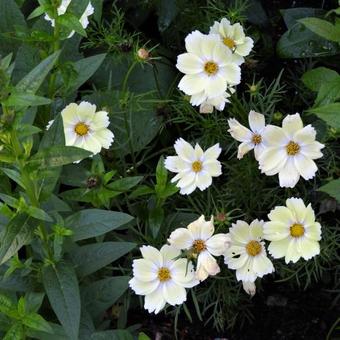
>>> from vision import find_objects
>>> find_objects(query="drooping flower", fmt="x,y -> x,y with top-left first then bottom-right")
192,87 -> 236,113
164,138 -> 222,195
209,18 -> 254,64
263,197 -> 322,264
258,113 -> 324,188
176,31 -> 241,105
228,110 -> 267,160
224,219 -> 274,282
60,101 -> 114,155
168,215 -> 230,281
129,245 -> 198,314
45,1 -> 94,38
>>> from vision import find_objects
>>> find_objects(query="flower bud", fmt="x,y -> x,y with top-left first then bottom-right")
137,48 -> 150,60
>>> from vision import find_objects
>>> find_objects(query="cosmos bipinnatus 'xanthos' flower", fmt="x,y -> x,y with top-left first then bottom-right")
164,138 -> 222,195
224,219 -> 274,282
45,1 -> 94,38
176,31 -> 241,105
228,110 -> 267,160
209,18 -> 254,64
129,245 -> 198,314
168,215 -> 230,281
258,113 -> 324,188
60,101 -> 114,155
263,197 -> 321,264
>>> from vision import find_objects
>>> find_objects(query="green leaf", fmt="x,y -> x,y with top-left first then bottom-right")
138,332 -> 151,340
129,185 -> 154,199
27,5 -> 46,20
155,156 -> 168,195
26,206 -> 53,222
58,13 -> 87,37
65,209 -> 133,241
157,0 -> 177,32
65,54 -> 106,93
0,213 -> 33,265
39,114 -> 65,150
70,242 -> 135,277
82,276 -> 130,317
0,0 -> 27,55
307,103 -> 340,129
1,168 -> 25,188
42,262 -> 80,340
299,17 -> 340,42
148,205 -> 164,239
29,146 -> 91,168
0,293 -> 15,315
91,330 -> 134,340
277,8 -> 340,58
22,313 -> 54,333
318,179 -> 340,202
301,67 -> 339,92
3,93 -> 52,107
106,176 -> 143,192
3,322 -> 25,340
314,77 -> 340,106
15,50 -> 61,94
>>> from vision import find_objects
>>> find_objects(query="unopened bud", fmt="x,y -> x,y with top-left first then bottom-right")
137,48 -> 149,60
87,175 -> 100,189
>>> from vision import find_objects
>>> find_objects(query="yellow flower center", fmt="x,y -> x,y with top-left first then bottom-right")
204,61 -> 218,76
252,134 -> 262,145
192,239 -> 206,253
223,37 -> 236,49
192,161 -> 203,172
74,122 -> 89,136
286,141 -> 300,156
157,267 -> 171,282
246,240 -> 262,256
290,223 -> 305,238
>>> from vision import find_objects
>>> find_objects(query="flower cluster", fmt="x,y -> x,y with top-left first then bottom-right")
176,18 -> 253,113
228,111 -> 324,188
130,197 -> 322,313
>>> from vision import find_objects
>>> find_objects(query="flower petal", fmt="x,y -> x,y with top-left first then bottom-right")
174,138 -> 195,162
144,287 -> 166,314
294,154 -> 318,181
278,157 -> 300,188
168,228 -> 194,250
132,259 -> 158,282
162,281 -> 187,306
268,238 -> 290,259
282,113 -> 303,137
176,53 -> 204,74
129,277 -> 159,295
248,110 -> 265,133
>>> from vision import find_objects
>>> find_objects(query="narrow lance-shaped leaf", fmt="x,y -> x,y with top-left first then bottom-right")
15,50 -> 61,94
29,146 -> 92,168
42,262 -> 81,340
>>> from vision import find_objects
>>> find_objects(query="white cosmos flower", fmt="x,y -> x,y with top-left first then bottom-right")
176,31 -> 241,103
61,101 -> 114,155
209,18 -> 254,64
228,110 -> 267,160
45,1 -> 94,38
168,215 -> 230,281
164,138 -> 222,195
258,113 -> 324,188
263,197 -> 321,264
224,219 -> 274,282
129,245 -> 198,314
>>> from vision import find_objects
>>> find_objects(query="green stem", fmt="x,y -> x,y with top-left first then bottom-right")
121,60 -> 138,93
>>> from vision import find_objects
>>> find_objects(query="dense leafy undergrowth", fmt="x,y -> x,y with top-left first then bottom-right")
0,0 -> 339,339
